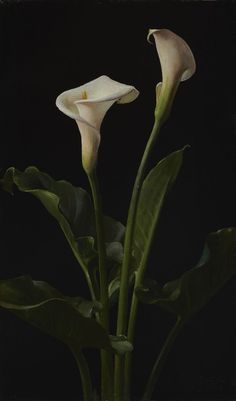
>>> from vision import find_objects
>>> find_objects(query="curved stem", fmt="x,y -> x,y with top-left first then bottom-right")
69,346 -> 93,401
121,86 -> 180,400
125,227 -> 159,395
117,85 -> 179,341
114,118 -> 161,401
88,171 -> 109,330
141,316 -> 184,401
114,84 -> 179,400
116,117 -> 160,334
88,171 -> 113,401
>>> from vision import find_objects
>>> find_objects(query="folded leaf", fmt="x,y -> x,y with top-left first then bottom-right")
0,275 -> 110,350
1,167 -> 125,284
133,147 -> 188,270
1,167 -> 96,272
136,228 -> 236,320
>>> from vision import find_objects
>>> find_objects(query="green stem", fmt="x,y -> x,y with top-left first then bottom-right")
120,85 -> 180,400
124,290 -> 138,397
88,171 -> 113,401
125,225 -> 159,395
141,317 -> 184,401
61,228 -> 97,302
115,118 -> 161,401
116,117 -> 160,332
69,347 -> 93,401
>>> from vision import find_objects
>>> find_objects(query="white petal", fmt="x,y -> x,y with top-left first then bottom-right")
56,75 -> 139,121
76,121 -> 100,173
56,76 -> 139,173
148,29 -> 196,83
75,100 -> 115,131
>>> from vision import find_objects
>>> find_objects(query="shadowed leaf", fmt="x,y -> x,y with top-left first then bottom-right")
0,275 -> 111,350
0,167 -> 125,295
136,228 -> 236,320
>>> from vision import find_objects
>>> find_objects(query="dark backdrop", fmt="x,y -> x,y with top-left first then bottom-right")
0,1 -> 236,400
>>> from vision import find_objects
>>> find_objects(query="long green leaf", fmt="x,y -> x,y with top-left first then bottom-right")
133,147 -> 188,270
136,227 -> 236,320
0,275 -> 110,350
0,275 -> 133,355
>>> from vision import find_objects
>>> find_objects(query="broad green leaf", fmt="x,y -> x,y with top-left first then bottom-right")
3,167 -> 95,237
136,228 -> 236,320
133,147 -> 188,268
1,167 -> 96,274
0,167 -> 126,303
1,167 -> 125,278
0,275 -> 132,356
0,275 -> 110,350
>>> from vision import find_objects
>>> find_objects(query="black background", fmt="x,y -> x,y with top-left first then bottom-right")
0,1 -> 236,400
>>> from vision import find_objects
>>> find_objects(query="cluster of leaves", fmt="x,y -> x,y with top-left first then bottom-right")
0,146 -> 236,397
0,166 -> 131,355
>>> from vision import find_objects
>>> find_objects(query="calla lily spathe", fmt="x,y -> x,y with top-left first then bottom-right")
148,29 -> 196,121
56,75 -> 139,174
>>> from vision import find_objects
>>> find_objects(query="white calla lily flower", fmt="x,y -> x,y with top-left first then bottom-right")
56,75 -> 139,174
148,29 -> 196,121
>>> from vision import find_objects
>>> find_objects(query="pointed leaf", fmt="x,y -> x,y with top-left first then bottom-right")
133,147 -> 188,267
136,228 -> 236,320
0,276 -> 111,350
